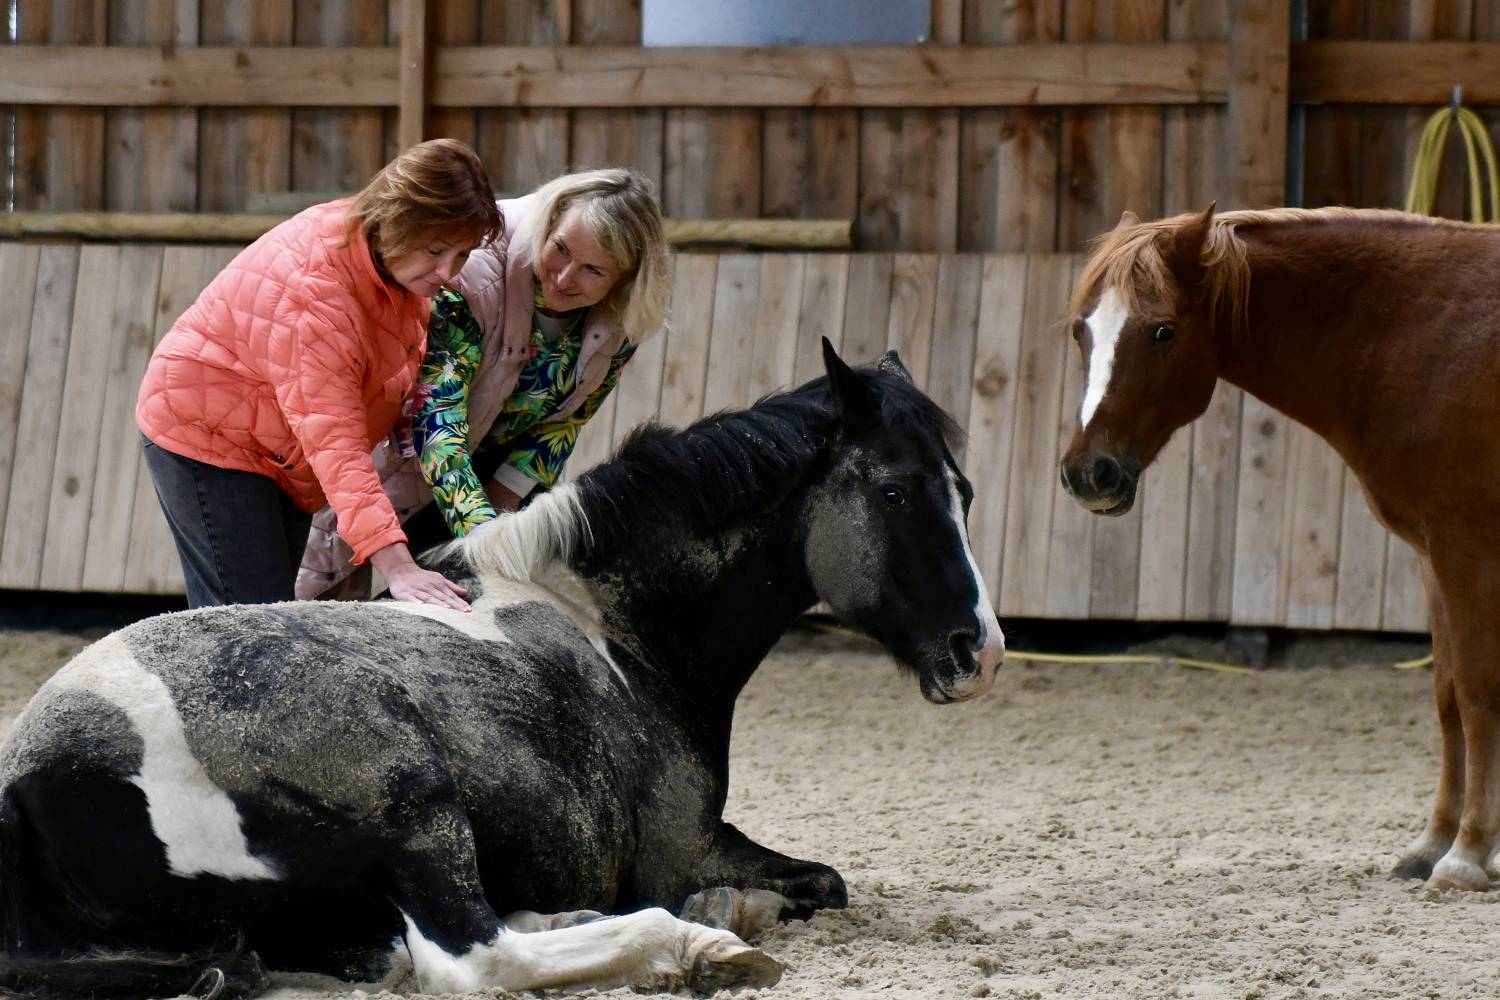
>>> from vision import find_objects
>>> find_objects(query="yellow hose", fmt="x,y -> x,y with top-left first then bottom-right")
1404,96 -> 1500,222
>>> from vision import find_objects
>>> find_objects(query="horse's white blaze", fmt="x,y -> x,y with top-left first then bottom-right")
946,473 -> 1004,688
1079,286 -> 1129,430
401,907 -> 754,993
54,636 -> 277,881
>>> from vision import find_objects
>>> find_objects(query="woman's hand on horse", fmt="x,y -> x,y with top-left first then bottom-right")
370,542 -> 471,611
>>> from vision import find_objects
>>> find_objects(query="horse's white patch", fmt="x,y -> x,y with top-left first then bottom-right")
1079,286 -> 1129,430
53,636 -> 278,881
463,484 -> 592,582
947,472 -> 1005,683
376,600 -> 512,645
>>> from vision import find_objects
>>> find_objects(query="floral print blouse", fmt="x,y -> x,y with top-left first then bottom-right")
410,288 -> 634,537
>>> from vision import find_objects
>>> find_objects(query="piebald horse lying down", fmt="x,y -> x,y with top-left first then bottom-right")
0,342 -> 1004,998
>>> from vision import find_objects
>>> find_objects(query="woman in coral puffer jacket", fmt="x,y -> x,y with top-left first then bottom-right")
136,139 -> 502,610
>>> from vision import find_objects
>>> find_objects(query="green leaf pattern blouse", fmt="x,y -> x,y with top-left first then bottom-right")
411,288 -> 634,537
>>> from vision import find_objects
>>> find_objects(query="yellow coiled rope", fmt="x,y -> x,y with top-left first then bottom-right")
1404,88 -> 1500,222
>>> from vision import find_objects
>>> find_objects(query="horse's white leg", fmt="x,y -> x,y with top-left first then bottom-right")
1422,552 -> 1500,891
501,909 -> 604,932
387,802 -> 781,994
405,908 -> 783,994
1393,560 -> 1464,880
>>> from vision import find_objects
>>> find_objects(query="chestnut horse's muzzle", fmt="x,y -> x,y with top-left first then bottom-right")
1059,449 -> 1141,517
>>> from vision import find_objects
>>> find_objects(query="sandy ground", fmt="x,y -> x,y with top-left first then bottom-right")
3,622 -> 1498,1000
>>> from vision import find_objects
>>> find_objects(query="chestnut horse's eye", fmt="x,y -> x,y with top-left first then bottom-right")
1071,320 -> 1086,344
1152,324 -> 1175,343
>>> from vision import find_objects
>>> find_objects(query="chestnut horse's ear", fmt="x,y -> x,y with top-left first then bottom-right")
1165,202 -> 1216,297
1116,210 -> 1140,230
822,337 -> 879,432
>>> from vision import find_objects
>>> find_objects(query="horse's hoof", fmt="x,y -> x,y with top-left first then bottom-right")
681,887 -> 738,930
688,943 -> 784,994
1391,855 -> 1434,881
1427,857 -> 1490,892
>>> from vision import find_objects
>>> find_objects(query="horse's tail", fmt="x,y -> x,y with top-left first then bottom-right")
0,788 -> 270,1000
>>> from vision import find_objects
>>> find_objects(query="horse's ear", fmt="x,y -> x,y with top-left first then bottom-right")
1165,202 -> 1216,294
822,337 -> 880,432
1116,210 -> 1140,230
876,350 -> 913,384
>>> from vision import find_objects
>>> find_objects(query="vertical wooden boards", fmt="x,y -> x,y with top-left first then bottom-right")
1226,0 -> 1290,209
123,245 -> 229,594
665,111 -> 762,219
38,246 -> 124,590
610,326 -> 669,450
1332,472 -> 1387,631
762,110 -> 859,226
0,244 -> 80,588
1230,397 -> 1289,624
885,254 -> 938,387
570,1 -> 664,189
792,255 -> 850,386
1182,382 -> 1241,621
999,254 -> 1074,617
565,395 -> 617,479
657,253 -> 716,430
1281,424 -> 1343,629
925,254 -> 984,437
396,0 -> 431,151
1383,536 -> 1429,632
427,2 -> 479,149
840,255 -> 894,368
1150,0 -> 1229,623
965,254 -> 1026,603
1298,0 -> 1362,209
746,255 -> 807,402
80,245 -> 165,592
477,1 -> 570,196
958,0 -> 1062,253
10,1 -> 49,211
40,0 -> 107,210
700,254 -> 762,414
0,246 -> 44,545
105,0 -> 199,211
199,2 -> 293,211
291,2 -> 388,196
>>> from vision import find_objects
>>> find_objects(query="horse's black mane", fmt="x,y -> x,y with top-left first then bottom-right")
573,365 -> 961,553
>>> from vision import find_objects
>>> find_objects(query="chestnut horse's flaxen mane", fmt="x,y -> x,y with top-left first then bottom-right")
1070,206 -> 1463,336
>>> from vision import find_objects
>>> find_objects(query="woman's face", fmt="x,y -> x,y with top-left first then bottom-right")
537,206 -> 621,312
386,238 -> 473,298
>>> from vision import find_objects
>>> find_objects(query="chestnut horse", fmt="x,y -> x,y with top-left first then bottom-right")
1059,205 -> 1500,891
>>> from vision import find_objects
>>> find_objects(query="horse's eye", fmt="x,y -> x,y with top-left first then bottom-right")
881,487 -> 907,508
1071,321 -> 1085,344
1152,324 -> 1175,343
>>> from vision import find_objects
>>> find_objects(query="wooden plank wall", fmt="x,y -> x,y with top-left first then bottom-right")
0,240 -> 1433,634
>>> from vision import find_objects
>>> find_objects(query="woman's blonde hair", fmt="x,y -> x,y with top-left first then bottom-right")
524,168 -> 671,342
348,138 -> 502,266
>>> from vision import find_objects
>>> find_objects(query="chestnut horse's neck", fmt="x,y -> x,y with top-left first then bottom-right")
1212,212 -> 1495,452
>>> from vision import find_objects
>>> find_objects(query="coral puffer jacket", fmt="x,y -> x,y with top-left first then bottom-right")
136,199 -> 429,564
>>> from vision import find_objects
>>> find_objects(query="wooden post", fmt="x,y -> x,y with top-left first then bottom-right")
398,0 -> 430,151
1227,0 -> 1290,208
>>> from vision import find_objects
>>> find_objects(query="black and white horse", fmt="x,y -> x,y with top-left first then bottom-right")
0,341 -> 1004,998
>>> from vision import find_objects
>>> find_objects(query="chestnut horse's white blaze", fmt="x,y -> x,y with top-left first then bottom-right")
1079,286 -> 1129,430
52,637 -> 277,882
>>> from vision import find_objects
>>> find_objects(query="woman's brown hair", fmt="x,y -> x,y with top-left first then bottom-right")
348,138 -> 502,265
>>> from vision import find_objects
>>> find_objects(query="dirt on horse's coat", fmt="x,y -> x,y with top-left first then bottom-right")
1060,205 -> 1500,892
0,342 -> 1003,998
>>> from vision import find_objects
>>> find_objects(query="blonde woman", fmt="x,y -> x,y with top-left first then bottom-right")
137,139 -> 502,610
298,167 -> 671,599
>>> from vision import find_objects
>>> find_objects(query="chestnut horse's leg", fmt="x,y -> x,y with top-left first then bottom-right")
1393,560 -> 1463,881
1423,551 -> 1500,891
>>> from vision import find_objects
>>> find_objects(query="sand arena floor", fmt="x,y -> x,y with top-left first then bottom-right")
3,623 -> 1497,1000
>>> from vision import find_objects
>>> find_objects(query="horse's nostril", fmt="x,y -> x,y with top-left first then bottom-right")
1091,455 -> 1122,493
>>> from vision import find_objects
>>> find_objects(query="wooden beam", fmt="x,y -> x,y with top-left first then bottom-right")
0,44 -> 1228,108
1226,0 -> 1289,209
0,212 -> 855,249
1294,41 -> 1500,105
397,0 -> 430,150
